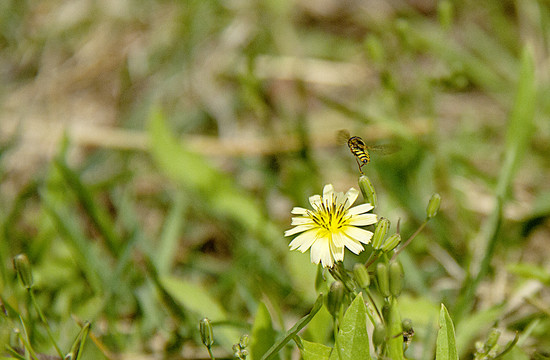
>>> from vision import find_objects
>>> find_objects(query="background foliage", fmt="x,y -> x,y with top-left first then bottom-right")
1,0 -> 549,359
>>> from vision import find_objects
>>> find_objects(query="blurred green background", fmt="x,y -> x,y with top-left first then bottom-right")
1,0 -> 549,359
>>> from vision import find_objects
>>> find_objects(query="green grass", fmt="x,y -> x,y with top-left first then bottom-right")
1,0 -> 550,359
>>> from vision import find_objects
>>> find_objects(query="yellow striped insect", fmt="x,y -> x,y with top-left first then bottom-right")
338,130 -> 399,173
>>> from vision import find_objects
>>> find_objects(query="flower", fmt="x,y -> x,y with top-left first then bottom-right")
285,184 -> 377,268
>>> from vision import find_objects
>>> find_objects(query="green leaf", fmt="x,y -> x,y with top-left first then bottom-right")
304,304 -> 333,344
507,263 -> 550,284
497,45 -> 536,197
155,193 -> 187,275
160,276 -> 225,320
330,293 -> 371,360
148,107 -> 264,232
300,339 -> 332,360
160,276 -> 239,347
436,304 -> 458,360
261,294 -> 323,360
148,107 -> 220,192
251,302 -> 279,360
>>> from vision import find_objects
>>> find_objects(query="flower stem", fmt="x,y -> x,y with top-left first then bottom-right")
29,289 -> 64,358
391,220 -> 427,262
207,346 -> 216,360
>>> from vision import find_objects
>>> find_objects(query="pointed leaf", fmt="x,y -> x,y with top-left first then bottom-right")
436,304 -> 458,360
301,339 -> 332,360
251,302 -> 278,360
331,293 -> 371,360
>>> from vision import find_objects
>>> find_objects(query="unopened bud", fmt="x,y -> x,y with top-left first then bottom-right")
376,263 -> 390,298
68,321 -> 90,358
381,234 -> 401,252
325,281 -> 345,318
239,334 -> 249,348
426,193 -> 441,219
13,254 -> 33,289
372,323 -> 386,348
485,328 -> 501,352
389,261 -> 404,297
199,318 -> 214,347
353,263 -> 370,288
372,218 -> 390,249
358,175 -> 377,208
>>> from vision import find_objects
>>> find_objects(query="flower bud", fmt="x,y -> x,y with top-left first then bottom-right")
389,261 -> 404,297
13,254 -> 33,289
353,263 -> 370,288
358,175 -> 377,208
372,323 -> 386,348
485,328 -> 501,352
381,302 -> 391,322
199,318 -> 214,347
68,321 -> 90,359
426,193 -> 441,219
239,334 -> 249,348
325,281 -> 344,318
381,234 -> 401,252
372,218 -> 390,249
376,262 -> 390,298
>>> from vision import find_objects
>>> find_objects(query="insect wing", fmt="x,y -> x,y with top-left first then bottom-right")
336,129 -> 351,144
367,143 -> 401,155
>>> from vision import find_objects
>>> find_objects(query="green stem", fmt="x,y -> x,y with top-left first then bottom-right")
29,290 -> 64,358
206,346 -> 216,360
17,316 -> 40,360
391,220 -> 428,262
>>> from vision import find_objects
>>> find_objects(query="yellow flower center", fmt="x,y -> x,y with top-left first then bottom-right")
307,196 -> 350,233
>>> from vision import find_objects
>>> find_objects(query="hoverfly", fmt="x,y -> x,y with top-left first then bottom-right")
337,129 -> 399,173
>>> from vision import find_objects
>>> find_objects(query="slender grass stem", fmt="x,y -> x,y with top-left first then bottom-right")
29,290 -> 64,358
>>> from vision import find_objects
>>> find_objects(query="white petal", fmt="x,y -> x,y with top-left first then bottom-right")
284,224 -> 314,237
289,229 -> 318,251
334,190 -> 344,202
291,217 -> 314,226
344,188 -> 359,208
331,242 -> 345,262
311,237 -> 334,268
343,238 -> 365,254
342,226 -> 373,244
309,239 -> 325,265
323,185 -> 336,208
348,214 -> 377,226
291,207 -> 309,215
322,184 -> 335,199
347,203 -> 374,215
331,231 -> 345,247
309,194 -> 322,209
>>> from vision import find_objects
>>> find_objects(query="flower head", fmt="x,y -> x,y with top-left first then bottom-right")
285,184 -> 377,268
